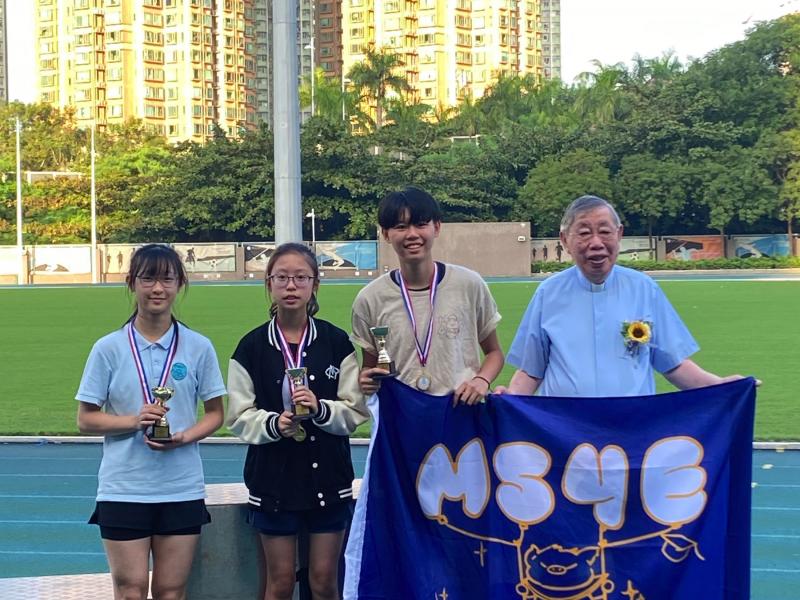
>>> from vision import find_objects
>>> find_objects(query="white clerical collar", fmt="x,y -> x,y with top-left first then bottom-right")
575,265 -> 616,293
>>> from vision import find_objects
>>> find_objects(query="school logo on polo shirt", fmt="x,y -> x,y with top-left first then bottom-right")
171,363 -> 188,380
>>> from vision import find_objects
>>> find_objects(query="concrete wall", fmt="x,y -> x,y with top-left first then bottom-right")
377,222 -> 532,277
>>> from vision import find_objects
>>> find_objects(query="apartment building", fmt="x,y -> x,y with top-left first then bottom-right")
341,0 -> 554,111
35,0 -> 256,143
0,0 -> 8,102
540,0 -> 560,80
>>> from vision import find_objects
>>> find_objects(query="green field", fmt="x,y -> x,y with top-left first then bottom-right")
1,280 -> 797,439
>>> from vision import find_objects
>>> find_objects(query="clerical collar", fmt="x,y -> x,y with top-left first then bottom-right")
575,265 -> 615,292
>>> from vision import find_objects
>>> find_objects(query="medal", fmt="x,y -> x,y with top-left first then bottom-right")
293,424 -> 307,442
416,371 -> 431,391
398,263 -> 440,392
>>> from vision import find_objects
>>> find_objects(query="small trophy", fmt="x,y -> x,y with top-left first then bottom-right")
148,386 -> 174,442
287,367 -> 311,419
370,326 -> 397,379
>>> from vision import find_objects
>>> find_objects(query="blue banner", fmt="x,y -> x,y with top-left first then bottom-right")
345,378 -> 755,600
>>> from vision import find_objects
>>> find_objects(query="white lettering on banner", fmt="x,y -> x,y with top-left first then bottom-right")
641,437 -> 707,525
562,444 -> 628,530
494,443 -> 554,525
416,436 -> 706,530
417,439 -> 490,519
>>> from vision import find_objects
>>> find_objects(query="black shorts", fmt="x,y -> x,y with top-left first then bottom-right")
247,502 -> 353,537
89,500 -> 211,541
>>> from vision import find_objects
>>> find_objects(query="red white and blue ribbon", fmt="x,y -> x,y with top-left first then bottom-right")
398,262 -> 439,368
127,320 -> 179,405
275,319 -> 309,392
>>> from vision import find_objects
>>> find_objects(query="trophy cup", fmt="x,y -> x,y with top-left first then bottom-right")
287,367 -> 311,418
148,386 -> 174,442
369,326 -> 397,379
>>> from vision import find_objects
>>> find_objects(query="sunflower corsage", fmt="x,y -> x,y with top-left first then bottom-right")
621,320 -> 652,356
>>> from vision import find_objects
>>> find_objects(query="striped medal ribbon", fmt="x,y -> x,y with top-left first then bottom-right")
398,262 -> 439,391
127,320 -> 179,404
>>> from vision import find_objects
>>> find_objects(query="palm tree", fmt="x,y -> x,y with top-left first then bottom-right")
300,68 -> 352,124
347,46 -> 411,130
574,60 -> 627,126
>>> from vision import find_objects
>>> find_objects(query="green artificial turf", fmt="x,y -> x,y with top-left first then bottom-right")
0,280 -> 797,439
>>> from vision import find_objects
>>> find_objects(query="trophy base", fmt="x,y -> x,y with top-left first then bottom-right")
292,407 -> 313,421
372,362 -> 397,380
148,424 -> 173,442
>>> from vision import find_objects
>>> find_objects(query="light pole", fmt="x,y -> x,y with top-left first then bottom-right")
341,76 -> 351,121
305,208 -> 316,249
14,117 -> 24,285
304,40 -> 315,117
90,125 -> 98,283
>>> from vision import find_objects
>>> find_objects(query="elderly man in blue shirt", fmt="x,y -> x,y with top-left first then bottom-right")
501,195 -> 745,397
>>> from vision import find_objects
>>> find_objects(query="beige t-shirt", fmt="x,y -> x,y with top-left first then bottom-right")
351,263 -> 501,396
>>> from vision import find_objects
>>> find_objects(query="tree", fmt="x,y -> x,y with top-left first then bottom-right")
516,149 -> 612,236
347,46 -> 411,130
615,153 -> 689,255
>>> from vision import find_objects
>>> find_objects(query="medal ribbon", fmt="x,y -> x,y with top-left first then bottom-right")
398,262 -> 439,368
275,319 -> 309,393
127,320 -> 179,405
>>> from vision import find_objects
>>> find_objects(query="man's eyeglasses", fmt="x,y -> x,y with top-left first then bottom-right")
137,276 -> 178,288
268,274 -> 315,287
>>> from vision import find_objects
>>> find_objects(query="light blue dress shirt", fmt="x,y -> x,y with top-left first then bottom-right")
507,265 -> 699,397
76,322 -> 226,502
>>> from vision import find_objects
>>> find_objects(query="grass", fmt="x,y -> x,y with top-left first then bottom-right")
0,279 -> 797,440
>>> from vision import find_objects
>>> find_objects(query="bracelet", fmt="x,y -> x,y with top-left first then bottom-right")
472,375 -> 491,387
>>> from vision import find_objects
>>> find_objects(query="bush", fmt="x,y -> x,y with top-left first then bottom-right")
531,256 -> 800,273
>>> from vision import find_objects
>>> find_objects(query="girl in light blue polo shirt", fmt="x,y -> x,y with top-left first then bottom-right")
76,244 -> 226,600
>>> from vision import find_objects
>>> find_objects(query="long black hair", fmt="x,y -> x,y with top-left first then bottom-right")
125,244 -> 188,323
265,242 -> 320,318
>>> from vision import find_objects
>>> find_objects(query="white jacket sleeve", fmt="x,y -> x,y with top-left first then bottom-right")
225,359 -> 282,444
312,351 -> 370,436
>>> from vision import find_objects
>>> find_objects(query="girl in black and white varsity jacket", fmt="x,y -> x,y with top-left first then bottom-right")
226,243 -> 369,600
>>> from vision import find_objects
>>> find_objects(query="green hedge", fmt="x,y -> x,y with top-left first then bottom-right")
532,256 -> 800,273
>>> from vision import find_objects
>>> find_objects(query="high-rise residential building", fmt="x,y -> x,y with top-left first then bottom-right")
35,0 -> 256,143
252,0 -> 318,127
253,0 -> 314,126
0,0 -> 8,103
341,0 -> 552,114
540,0 -> 560,81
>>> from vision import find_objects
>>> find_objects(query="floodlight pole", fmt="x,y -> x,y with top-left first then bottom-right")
273,0 -> 302,244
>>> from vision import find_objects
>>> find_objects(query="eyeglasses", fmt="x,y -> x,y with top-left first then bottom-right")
268,274 -> 315,287
137,276 -> 178,288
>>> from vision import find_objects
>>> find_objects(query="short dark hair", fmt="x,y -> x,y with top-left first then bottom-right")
377,186 -> 443,230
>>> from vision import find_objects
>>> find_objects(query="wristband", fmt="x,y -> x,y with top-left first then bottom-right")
472,375 -> 491,387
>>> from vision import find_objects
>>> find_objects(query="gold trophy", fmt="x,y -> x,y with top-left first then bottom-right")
287,367 -> 311,418
286,367 -> 309,442
370,326 -> 397,379
148,386 -> 174,442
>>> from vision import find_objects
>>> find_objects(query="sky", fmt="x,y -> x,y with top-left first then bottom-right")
5,0 -> 799,102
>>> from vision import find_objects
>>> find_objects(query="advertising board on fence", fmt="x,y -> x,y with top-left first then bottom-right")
173,244 -> 236,272
664,236 -> 724,261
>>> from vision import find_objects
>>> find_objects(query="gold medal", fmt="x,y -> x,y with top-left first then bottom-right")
293,424 -> 307,442
416,371 -> 431,391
